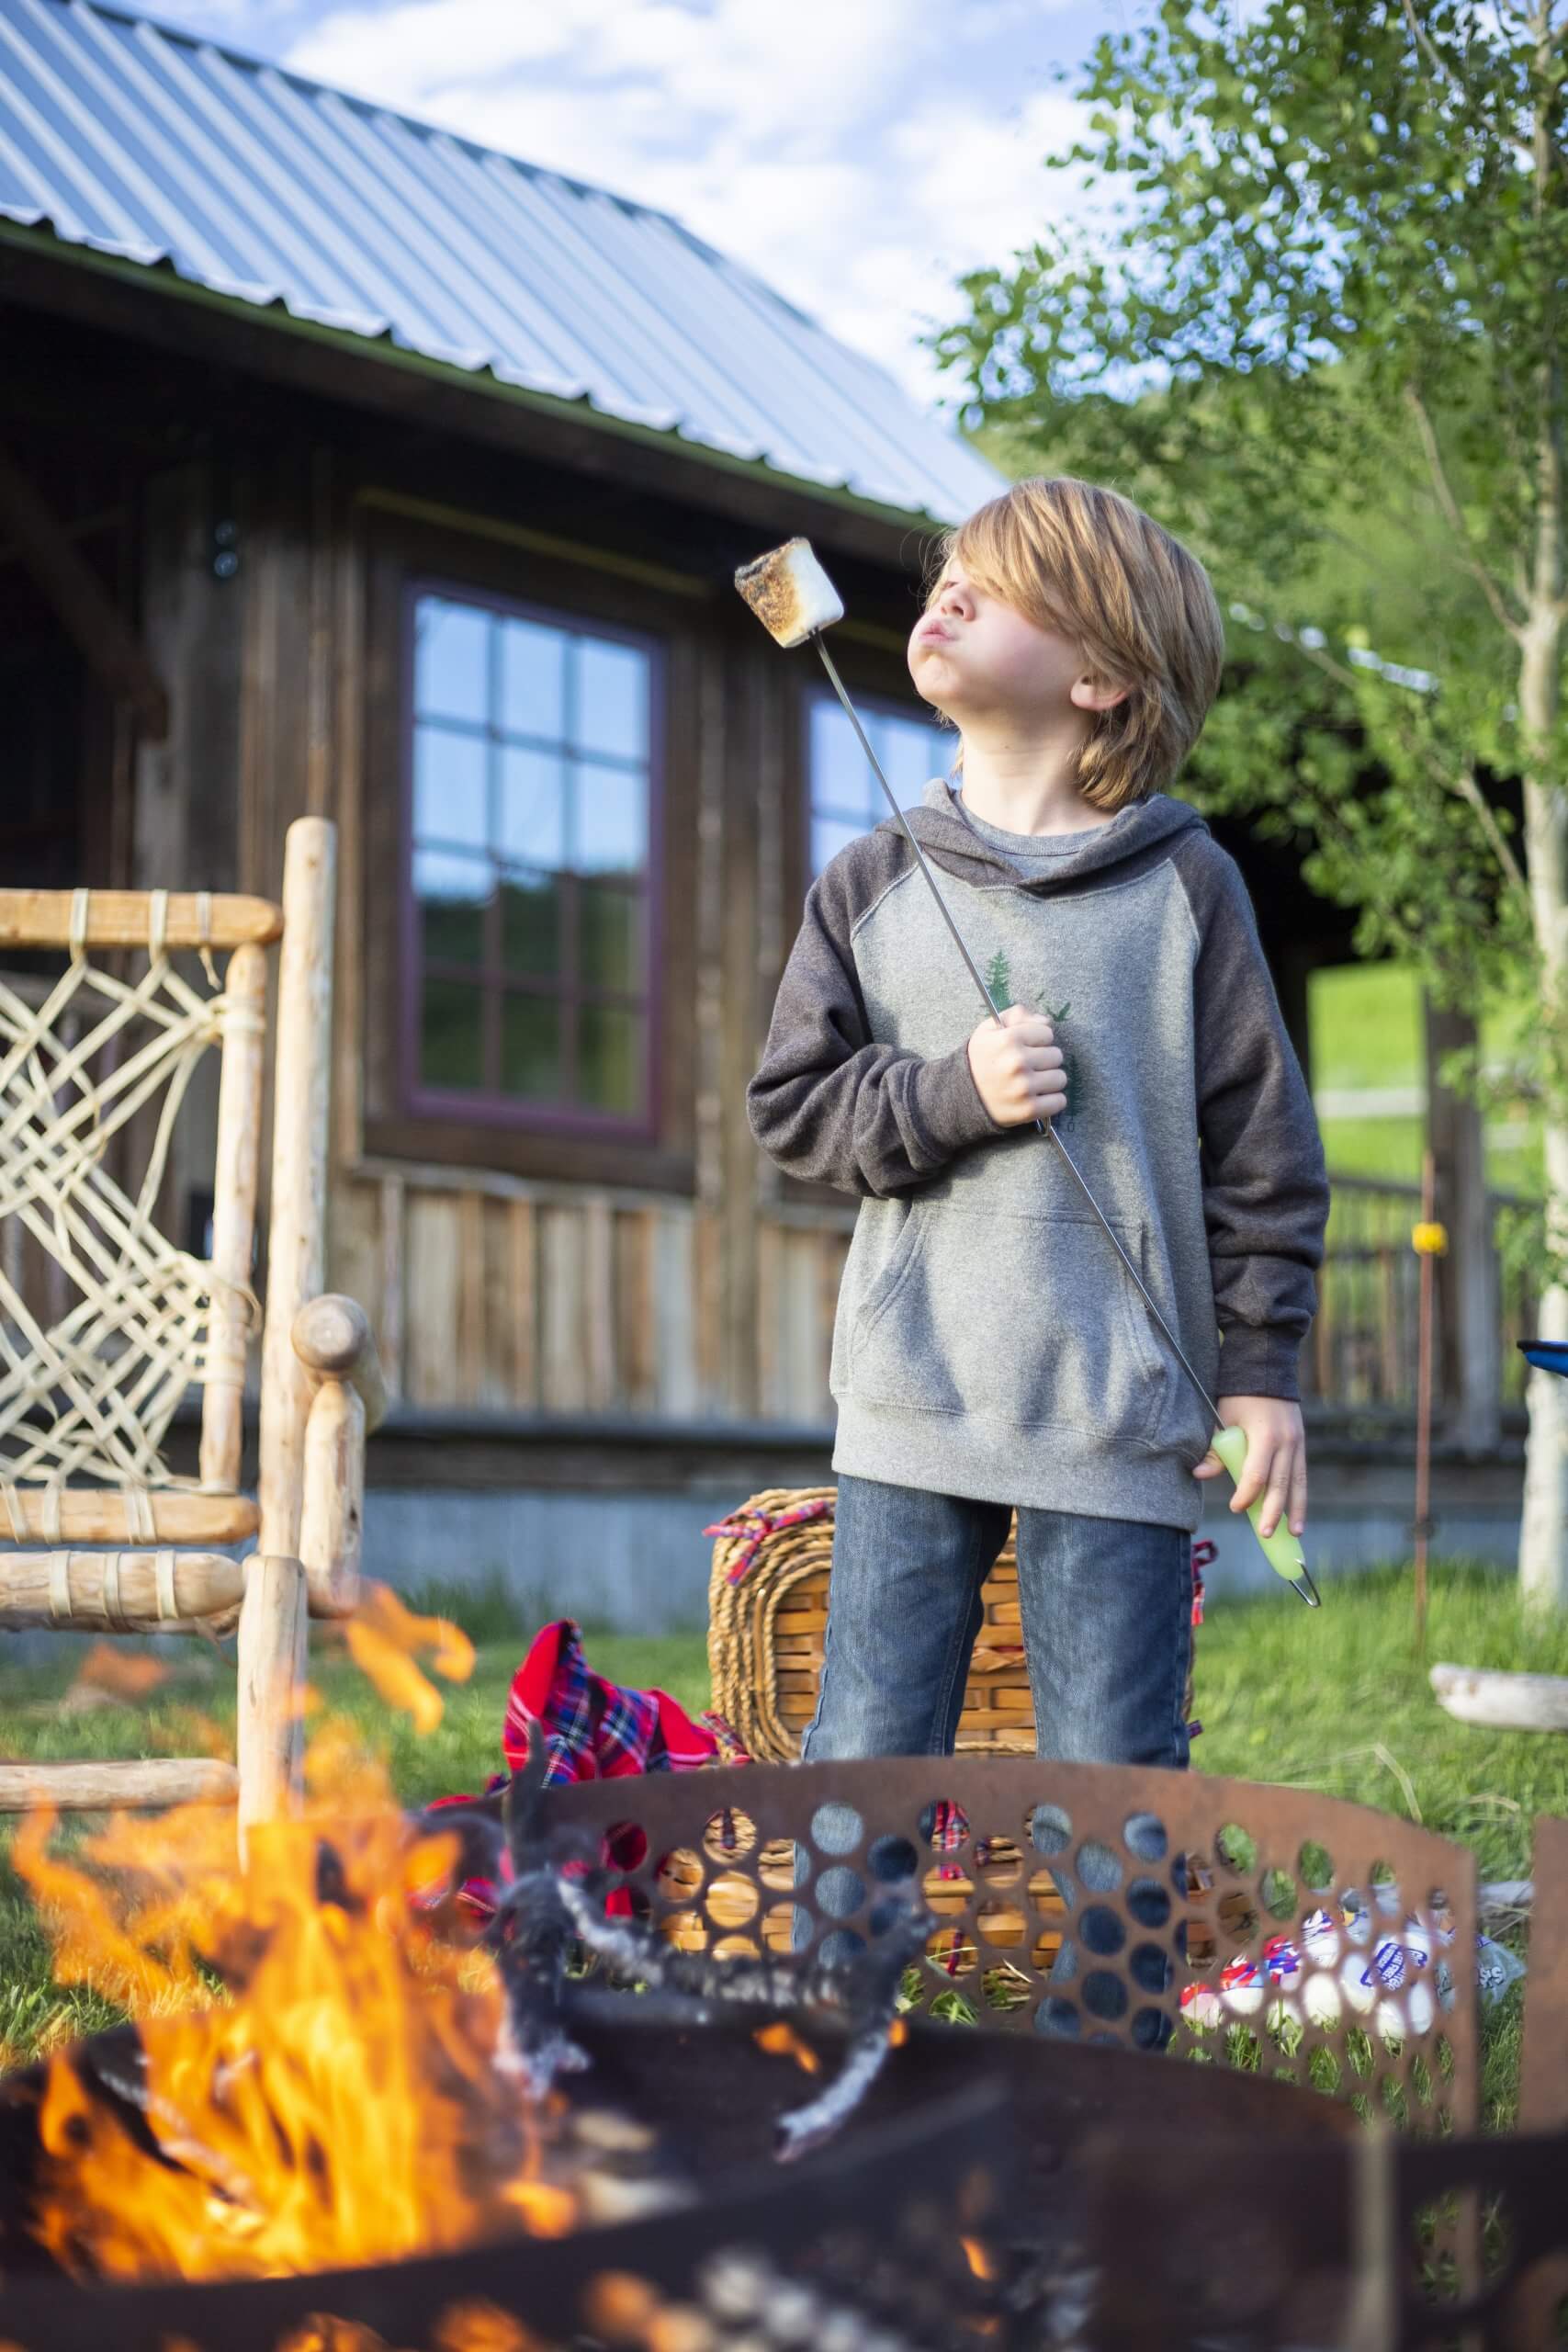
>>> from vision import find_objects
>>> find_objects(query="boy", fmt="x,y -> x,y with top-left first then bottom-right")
746,477 -> 1329,1770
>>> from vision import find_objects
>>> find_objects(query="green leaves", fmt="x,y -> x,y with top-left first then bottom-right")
936,0 -> 1568,1282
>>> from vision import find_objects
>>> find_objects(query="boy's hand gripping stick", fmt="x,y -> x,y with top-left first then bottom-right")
736,537 -> 1320,1608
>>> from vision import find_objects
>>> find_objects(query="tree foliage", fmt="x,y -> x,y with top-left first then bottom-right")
934,0 -> 1566,1061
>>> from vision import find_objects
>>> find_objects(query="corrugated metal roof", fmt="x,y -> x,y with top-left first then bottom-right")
0,0 -> 1004,526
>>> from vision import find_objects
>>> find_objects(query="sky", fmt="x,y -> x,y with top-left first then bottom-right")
128,0 -> 1140,410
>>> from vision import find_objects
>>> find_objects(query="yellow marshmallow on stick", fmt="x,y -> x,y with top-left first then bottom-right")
735,537 -> 1322,1609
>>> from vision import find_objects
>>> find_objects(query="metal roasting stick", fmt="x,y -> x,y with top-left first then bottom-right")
809,629 -> 1321,1610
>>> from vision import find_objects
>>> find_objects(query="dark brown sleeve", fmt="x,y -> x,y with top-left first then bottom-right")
747,854 -> 1003,1197
1182,841 -> 1330,1399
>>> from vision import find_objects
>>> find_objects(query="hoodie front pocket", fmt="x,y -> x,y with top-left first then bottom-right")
849,1202 -> 1168,1450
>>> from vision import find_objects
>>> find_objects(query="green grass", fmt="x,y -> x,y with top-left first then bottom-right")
0,1564 -> 1557,2128
1309,961 -> 1544,1191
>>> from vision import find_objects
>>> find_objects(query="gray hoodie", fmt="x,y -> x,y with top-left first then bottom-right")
746,781 -> 1329,1532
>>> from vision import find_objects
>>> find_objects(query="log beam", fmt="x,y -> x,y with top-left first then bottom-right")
1430,1661 -> 1568,1731
0,437 -> 169,738
0,1758 -> 239,1812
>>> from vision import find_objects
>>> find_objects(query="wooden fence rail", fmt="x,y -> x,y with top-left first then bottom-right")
1305,1173 -> 1533,1416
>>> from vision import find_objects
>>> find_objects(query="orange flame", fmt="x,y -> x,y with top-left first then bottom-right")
344,1584 -> 475,1734
17,1726 -> 581,2282
961,2234 -> 1001,2282
752,2021 -> 820,2075
73,1641 -> 173,1700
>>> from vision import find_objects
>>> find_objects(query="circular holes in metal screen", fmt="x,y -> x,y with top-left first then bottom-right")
920,1798 -> 971,1854
1215,1821 -> 1258,1877
1027,1802 -> 1072,1858
1076,1839 -> 1122,1895
660,1907 -> 708,1953
706,1872 -> 760,1929
1078,1903 -> 1126,1960
604,1819 -> 649,1872
975,1898 -> 1027,1949
812,1865 -> 865,1922
1217,1888 -> 1261,1948
655,1847 -> 705,1905
703,1806 -> 757,1866
758,1838 -> 799,1894
975,1834 -> 1022,1889
1298,1839 -> 1334,1893
761,1899 -> 810,1955
926,1923 -> 977,1980
869,1833 -> 919,1885
1122,1810 -> 1168,1863
1127,1875 -> 1172,1931
809,1802 -> 863,1859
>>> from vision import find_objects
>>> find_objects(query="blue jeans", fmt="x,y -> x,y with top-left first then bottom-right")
803,1474 -> 1192,1769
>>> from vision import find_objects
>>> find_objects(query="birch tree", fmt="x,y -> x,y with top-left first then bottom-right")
936,0 -> 1568,1605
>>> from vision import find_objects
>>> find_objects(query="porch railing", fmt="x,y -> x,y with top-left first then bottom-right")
1305,1172 -> 1534,1418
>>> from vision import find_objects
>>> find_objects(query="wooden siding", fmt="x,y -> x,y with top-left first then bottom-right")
329,1170 -> 724,1421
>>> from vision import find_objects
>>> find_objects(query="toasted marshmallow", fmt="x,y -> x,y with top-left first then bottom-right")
734,538 -> 844,648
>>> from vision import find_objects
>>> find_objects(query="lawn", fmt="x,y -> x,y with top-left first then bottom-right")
2,1561 -> 1562,2128
1309,961 -> 1543,1191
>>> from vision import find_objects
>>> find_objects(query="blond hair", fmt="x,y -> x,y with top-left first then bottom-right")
929,476 -> 1225,812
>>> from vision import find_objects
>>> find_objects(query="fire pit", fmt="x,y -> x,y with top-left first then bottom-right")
1,1745 -> 1500,2347
1,1747 -> 1382,2351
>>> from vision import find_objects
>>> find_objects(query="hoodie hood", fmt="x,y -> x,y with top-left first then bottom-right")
877,777 -> 1210,892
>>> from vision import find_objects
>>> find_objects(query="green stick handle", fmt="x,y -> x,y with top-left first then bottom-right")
1209,1424 -> 1310,1587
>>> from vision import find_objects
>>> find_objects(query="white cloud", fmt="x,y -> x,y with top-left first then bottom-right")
160,0 -> 1111,404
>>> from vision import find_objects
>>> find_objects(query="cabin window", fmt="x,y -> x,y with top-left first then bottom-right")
805,684 -> 953,876
404,589 -> 660,1134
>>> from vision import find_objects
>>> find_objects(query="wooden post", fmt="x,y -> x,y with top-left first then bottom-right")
292,1292 -> 387,1620
242,817 -> 335,1828
257,818 -> 335,1565
199,941 -> 267,1492
1423,996 -> 1502,1450
1413,1148 -> 1439,1651
236,1555 -> 308,1833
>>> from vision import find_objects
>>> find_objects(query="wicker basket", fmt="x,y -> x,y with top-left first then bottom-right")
706,1485 -> 1033,1763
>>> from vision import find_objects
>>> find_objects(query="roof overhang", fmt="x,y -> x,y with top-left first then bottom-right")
0,220 -> 953,571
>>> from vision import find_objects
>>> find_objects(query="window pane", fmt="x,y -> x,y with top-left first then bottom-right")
579,1003 -> 644,1115
576,638 -> 649,760
501,616 -> 566,741
809,697 -> 873,822
811,813 -> 864,875
502,992 -> 563,1101
500,868 -> 563,978
572,760 -> 647,875
881,713 -> 951,795
414,725 -> 488,851
421,978 -> 485,1091
580,880 -> 643,992
498,746 -> 566,867
415,597 -> 489,722
414,849 -> 491,968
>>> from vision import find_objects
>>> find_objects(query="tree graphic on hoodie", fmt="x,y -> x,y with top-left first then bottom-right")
984,949 -> 1077,1124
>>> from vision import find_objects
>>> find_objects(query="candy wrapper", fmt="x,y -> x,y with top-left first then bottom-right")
1180,1884 -> 1523,2039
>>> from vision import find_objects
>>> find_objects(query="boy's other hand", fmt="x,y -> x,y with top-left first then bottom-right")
1192,1396 -> 1306,1539
968,1004 -> 1067,1126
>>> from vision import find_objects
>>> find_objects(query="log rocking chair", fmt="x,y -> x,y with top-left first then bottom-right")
0,819 -> 384,1829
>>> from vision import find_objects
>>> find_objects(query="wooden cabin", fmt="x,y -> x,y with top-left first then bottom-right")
0,0 -> 1524,1623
